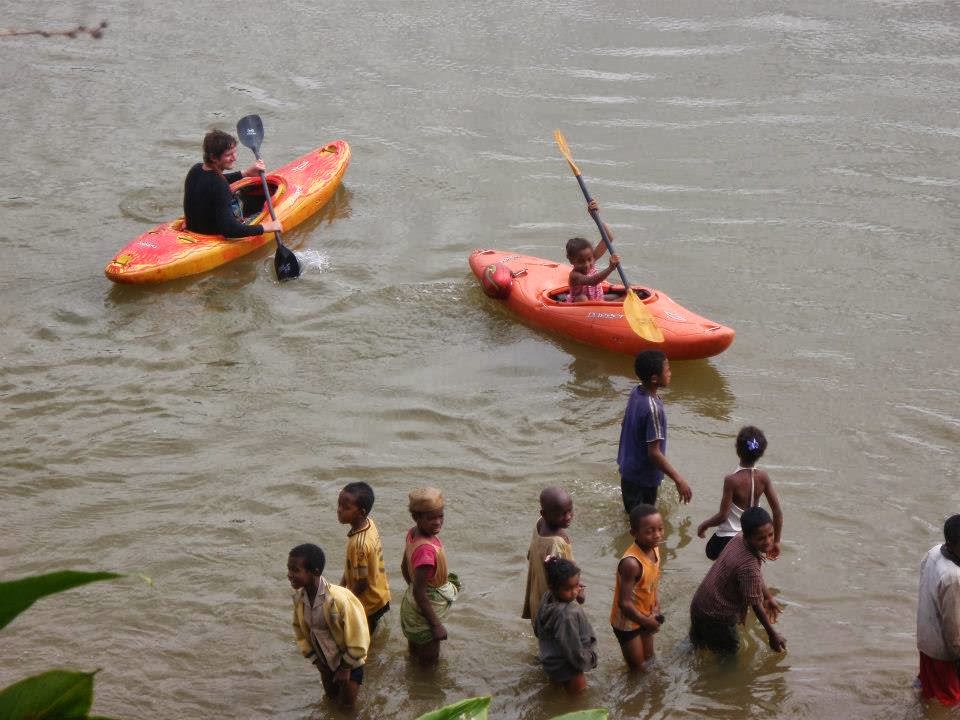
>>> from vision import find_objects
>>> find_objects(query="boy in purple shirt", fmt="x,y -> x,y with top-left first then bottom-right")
617,350 -> 692,512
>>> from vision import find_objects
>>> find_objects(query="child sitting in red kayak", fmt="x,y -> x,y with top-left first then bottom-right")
565,199 -> 619,302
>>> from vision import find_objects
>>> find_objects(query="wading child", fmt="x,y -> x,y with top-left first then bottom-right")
618,349 -> 692,513
610,504 -> 664,670
565,199 -> 619,303
916,513 -> 960,706
689,507 -> 785,656
337,481 -> 392,633
288,543 -> 370,708
697,426 -> 783,561
534,556 -> 598,693
522,486 -> 581,624
400,487 -> 460,664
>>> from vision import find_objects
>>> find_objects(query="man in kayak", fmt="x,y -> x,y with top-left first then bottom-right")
183,129 -> 283,238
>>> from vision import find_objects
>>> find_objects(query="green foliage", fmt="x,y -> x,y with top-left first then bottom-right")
414,697 -> 608,720
0,670 -> 98,719
549,711 -> 608,720
414,696 -> 491,720
1,571 -> 122,719
0,571 -> 122,630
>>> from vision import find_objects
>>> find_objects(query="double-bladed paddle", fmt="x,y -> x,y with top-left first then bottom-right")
236,114 -> 301,282
553,129 -> 664,343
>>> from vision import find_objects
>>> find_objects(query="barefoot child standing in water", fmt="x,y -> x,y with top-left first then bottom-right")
697,426 -> 783,560
400,487 -> 460,664
534,557 -> 598,693
522,487 -> 581,624
337,482 -> 391,633
288,544 -> 370,708
610,504 -> 664,670
618,350 -> 692,512
689,507 -> 785,656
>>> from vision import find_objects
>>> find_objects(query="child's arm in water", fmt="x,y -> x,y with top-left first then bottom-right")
412,566 -> 447,641
615,558 -> 662,632
760,470 -> 784,560
647,439 -> 693,503
751,595 -> 786,652
697,475 -> 735,538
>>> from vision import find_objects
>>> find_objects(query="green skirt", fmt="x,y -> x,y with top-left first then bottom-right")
400,573 -> 461,645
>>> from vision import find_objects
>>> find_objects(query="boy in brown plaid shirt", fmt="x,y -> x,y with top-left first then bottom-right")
689,506 -> 785,655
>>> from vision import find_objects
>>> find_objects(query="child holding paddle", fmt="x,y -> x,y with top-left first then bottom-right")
565,199 -> 619,302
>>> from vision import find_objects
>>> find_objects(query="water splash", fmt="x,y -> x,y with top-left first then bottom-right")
294,248 -> 331,274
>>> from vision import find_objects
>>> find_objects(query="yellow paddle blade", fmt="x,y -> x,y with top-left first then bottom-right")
553,129 -> 580,175
624,289 -> 665,343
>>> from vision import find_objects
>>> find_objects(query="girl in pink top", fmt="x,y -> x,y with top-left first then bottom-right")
400,487 -> 460,665
565,199 -> 619,302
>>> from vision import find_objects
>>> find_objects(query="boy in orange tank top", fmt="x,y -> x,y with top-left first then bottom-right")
610,504 -> 664,669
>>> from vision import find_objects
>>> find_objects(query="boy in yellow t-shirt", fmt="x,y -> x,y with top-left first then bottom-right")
338,482 -> 391,633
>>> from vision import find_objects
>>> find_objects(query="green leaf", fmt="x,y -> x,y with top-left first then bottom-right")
0,571 -> 122,630
0,670 -> 95,719
415,696 -> 491,720
549,711 -> 608,720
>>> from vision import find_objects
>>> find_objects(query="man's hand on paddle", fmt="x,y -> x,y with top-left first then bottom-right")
242,159 -> 267,178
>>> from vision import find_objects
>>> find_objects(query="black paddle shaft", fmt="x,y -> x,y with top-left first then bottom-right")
236,116 -> 280,224
573,174 -> 633,290
236,114 -> 301,280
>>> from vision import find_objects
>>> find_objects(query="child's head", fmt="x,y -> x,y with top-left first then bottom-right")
539,486 -> 574,530
287,543 -> 325,590
629,503 -> 664,550
409,487 -> 445,536
634,350 -> 669,387
736,426 -> 767,465
944,514 -> 960,550
741,507 -> 774,555
544,556 -> 582,603
565,237 -> 592,263
338,482 -> 374,525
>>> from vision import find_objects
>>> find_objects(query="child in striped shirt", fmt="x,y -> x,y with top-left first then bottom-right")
338,482 -> 391,633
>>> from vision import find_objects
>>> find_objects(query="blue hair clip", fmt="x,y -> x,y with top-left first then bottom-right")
746,438 -> 760,451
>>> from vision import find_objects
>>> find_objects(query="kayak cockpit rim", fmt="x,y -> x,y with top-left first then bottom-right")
541,285 -> 656,305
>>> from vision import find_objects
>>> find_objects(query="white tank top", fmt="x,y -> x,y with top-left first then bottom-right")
716,467 -> 756,537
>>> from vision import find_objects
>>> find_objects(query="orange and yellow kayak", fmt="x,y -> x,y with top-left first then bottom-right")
105,140 -> 351,284
469,249 -> 734,360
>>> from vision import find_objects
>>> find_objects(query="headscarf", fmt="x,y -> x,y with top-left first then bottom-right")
409,487 -> 444,513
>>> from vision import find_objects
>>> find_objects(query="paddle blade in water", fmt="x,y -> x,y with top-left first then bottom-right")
274,243 -> 301,281
624,289 -> 664,343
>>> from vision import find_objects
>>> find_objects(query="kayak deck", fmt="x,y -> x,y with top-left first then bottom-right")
105,140 -> 350,284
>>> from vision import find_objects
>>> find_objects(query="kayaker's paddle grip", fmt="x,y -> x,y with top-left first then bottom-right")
574,175 -> 634,292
